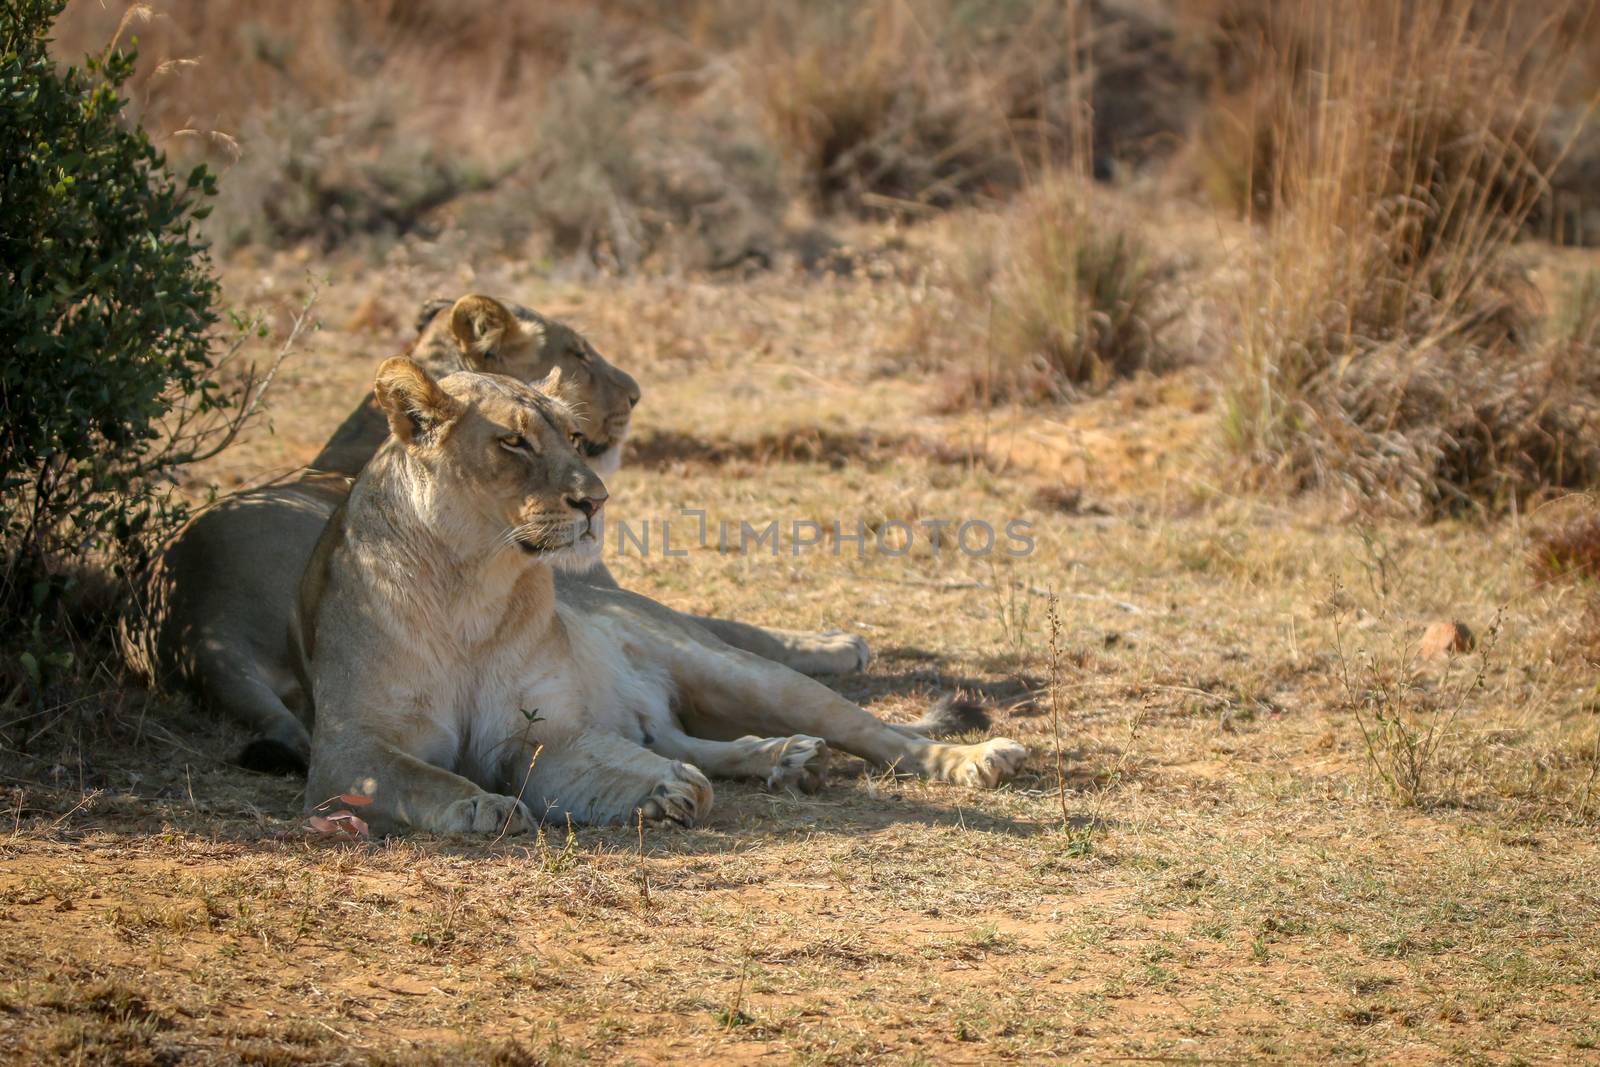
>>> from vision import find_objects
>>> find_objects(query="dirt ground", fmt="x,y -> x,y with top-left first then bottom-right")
2,215 -> 1599,1065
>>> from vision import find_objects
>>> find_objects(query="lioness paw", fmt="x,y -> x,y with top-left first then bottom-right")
825,630 -> 872,672
764,735 -> 829,793
811,630 -> 871,674
953,738 -> 1028,788
635,762 -> 713,827
440,793 -> 533,835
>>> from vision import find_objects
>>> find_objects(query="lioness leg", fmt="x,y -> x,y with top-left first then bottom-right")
555,582 -> 1024,786
191,641 -> 310,774
645,729 -> 829,792
523,730 -> 714,827
665,643 -> 1026,787
681,614 -> 871,675
307,730 -> 533,836
571,565 -> 869,675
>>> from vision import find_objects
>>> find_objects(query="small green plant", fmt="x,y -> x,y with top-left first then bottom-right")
1045,591 -> 1072,832
1329,585 -> 1500,806
717,943 -> 755,1030
987,560 -> 1035,667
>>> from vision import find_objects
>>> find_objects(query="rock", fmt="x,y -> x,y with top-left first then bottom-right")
1420,620 -> 1476,657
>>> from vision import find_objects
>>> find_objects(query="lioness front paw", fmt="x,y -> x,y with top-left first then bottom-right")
951,738 -> 1028,788
764,735 -> 829,793
635,762 -> 713,827
439,793 -> 533,835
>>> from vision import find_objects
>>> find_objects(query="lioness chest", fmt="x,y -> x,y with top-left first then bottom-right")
394,603 -> 677,793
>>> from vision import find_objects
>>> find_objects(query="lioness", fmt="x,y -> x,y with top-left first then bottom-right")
300,359 -> 1027,832
124,295 -> 954,773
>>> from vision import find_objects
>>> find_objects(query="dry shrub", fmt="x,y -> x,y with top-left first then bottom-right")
1220,0 -> 1600,515
205,85 -> 478,251
49,0 -> 572,250
930,179 -> 1175,409
1530,510 -> 1600,584
514,59 -> 784,273
750,0 -> 1002,213
747,0 -> 1200,215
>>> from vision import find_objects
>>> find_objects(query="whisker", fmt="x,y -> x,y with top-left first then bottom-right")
502,514 -> 580,549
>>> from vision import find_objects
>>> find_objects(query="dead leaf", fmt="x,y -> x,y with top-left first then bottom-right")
306,811 -> 370,838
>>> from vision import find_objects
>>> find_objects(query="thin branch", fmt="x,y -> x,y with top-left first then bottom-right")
164,288 -> 320,469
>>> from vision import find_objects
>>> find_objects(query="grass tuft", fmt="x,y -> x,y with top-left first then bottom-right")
933,180 -> 1175,409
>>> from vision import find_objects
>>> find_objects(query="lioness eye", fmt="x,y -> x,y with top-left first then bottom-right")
501,434 -> 529,452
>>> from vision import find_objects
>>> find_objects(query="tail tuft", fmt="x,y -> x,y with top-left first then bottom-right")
903,694 -> 992,738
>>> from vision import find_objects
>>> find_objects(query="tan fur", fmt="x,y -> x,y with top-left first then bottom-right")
300,364 -> 1028,834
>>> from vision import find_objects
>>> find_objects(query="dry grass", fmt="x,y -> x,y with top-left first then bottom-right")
51,0 -> 787,262
1219,0 -> 1600,515
1529,502 -> 1600,584
4,248 -> 1600,1062
51,0 -> 569,250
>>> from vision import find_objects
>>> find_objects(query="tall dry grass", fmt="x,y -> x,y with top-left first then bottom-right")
52,1 -> 1600,260
1219,0 -> 1600,515
54,0 -> 1203,260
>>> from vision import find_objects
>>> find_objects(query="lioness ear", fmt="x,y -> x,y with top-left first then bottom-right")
413,297 -> 452,335
532,366 -> 575,406
374,357 -> 463,446
449,295 -> 522,368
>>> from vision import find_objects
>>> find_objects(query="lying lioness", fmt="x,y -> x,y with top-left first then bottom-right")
297,360 -> 1028,831
124,295 -> 916,774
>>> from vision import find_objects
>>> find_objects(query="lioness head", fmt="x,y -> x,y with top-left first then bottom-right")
413,295 -> 641,479
373,356 -> 609,570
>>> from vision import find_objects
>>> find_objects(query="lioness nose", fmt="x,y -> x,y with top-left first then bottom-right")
568,493 -> 606,519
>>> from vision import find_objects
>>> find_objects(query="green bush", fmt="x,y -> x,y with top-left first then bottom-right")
1,1 -> 227,668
